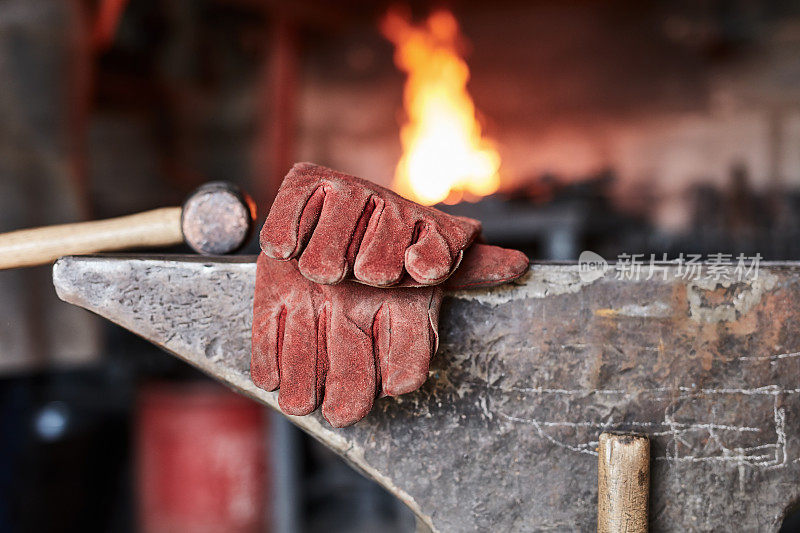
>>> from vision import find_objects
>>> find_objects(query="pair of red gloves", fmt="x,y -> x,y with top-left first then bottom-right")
251,163 -> 528,427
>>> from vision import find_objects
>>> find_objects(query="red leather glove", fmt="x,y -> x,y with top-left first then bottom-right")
251,243 -> 528,427
260,162 -> 483,287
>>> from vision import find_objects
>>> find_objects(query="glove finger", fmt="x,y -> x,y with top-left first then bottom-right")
321,304 -> 376,427
376,290 -> 437,396
404,223 -> 455,285
251,304 -> 284,391
444,243 -> 530,289
354,202 -> 414,286
261,183 -> 325,260
251,253 -> 283,390
297,187 -> 373,284
277,305 -> 321,416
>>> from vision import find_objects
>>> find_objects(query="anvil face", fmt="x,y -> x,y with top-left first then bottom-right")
53,255 -> 800,532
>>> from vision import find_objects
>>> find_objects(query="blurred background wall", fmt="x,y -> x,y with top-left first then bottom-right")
1,0 -> 800,531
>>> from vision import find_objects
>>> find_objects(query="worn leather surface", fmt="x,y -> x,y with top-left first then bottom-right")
254,163 -> 528,426
251,244 -> 528,427
260,162 -> 484,287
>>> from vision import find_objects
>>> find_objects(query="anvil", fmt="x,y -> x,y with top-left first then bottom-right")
52,255 -> 800,531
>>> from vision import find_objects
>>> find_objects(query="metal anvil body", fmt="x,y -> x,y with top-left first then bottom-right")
53,256 -> 800,531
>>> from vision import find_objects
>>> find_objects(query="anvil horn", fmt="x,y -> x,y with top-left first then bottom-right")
53,255 -> 800,531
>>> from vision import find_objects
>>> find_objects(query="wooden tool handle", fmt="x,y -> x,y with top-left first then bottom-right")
0,207 -> 183,269
598,432 -> 650,533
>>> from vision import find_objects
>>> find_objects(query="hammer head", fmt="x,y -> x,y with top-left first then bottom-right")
181,182 -> 256,255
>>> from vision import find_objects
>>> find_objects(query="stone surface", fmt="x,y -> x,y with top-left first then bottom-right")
53,255 -> 800,532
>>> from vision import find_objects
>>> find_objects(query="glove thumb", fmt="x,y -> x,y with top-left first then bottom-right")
444,244 -> 529,290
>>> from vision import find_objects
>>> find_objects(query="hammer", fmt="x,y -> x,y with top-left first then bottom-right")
0,182 -> 255,269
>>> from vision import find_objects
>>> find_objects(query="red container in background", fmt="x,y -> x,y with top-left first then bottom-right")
137,382 -> 268,533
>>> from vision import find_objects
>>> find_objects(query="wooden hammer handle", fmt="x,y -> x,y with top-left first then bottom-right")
598,432 -> 650,533
0,207 -> 183,269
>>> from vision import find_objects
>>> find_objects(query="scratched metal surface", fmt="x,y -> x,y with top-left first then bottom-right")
53,255 -> 800,532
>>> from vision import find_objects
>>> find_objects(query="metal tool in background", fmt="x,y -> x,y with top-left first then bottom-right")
0,181 -> 255,269
52,256 -> 800,531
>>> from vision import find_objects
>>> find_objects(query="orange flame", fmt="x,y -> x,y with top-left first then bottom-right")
381,9 -> 500,205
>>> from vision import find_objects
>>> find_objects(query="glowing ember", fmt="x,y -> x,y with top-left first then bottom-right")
381,9 -> 501,205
